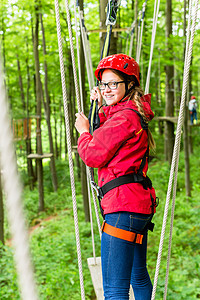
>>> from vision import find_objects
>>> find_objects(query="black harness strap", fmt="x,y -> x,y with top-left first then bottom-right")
98,173 -> 152,199
93,108 -> 158,221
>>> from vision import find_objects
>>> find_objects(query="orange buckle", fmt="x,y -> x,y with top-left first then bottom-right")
102,222 -> 143,244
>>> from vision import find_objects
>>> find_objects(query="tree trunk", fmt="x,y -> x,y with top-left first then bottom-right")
183,0 -> 191,197
40,12 -> 58,192
1,16 -> 7,89
164,0 -> 174,164
0,171 -> 4,245
53,97 -> 59,159
16,54 -> 26,111
59,100 -> 63,158
183,109 -> 191,197
33,3 -> 44,211
79,0 -> 90,222
25,38 -> 35,190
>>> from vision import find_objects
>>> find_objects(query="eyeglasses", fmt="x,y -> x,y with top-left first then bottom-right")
98,81 -> 126,90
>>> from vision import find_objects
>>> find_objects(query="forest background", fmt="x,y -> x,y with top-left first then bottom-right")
0,0 -> 200,299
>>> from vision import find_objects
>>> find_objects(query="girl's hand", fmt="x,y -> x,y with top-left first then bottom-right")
75,112 -> 90,135
90,86 -> 103,108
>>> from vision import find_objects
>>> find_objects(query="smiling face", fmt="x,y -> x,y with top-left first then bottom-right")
100,69 -> 126,106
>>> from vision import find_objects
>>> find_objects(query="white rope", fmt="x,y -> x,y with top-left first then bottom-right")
73,0 -> 101,247
73,1 -> 84,112
69,0 -> 101,257
75,3 -> 101,236
145,0 -> 160,94
128,21 -> 135,57
64,0 -> 81,113
78,8 -> 95,90
136,10 -> 142,62
151,0 -> 198,298
125,31 -> 130,56
163,1 -> 198,298
136,1 -> 147,63
72,1 -> 101,239
87,167 -> 102,237
54,1 -> 85,299
0,55 -> 38,300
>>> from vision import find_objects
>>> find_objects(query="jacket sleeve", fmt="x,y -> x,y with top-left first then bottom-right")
77,111 -> 138,168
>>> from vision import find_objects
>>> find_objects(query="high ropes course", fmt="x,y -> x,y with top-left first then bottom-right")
0,0 -> 199,299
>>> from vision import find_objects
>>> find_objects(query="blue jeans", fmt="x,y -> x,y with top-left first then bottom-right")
101,212 -> 153,300
190,109 -> 197,124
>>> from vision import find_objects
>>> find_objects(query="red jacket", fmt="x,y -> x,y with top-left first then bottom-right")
78,95 -> 156,215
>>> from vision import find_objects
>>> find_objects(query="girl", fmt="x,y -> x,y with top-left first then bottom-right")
75,54 -> 157,300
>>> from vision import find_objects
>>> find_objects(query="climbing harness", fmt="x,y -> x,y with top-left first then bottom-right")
91,109 -> 158,217
101,221 -> 144,244
55,0 -> 198,298
96,172 -> 152,198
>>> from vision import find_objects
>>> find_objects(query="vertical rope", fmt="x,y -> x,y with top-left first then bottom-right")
151,0 -> 198,298
70,0 -> 101,240
64,0 -> 81,113
54,1 -> 85,299
73,1 -> 84,112
145,0 -> 161,94
163,0 -> 198,298
87,167 -> 102,237
78,8 -> 95,90
128,21 -> 135,57
75,3 -> 101,236
136,1 -> 147,63
0,56 -> 38,300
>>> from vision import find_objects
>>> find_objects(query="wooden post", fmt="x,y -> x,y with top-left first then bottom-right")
33,5 -> 44,212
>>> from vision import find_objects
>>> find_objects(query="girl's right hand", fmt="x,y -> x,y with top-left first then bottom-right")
90,86 -> 102,108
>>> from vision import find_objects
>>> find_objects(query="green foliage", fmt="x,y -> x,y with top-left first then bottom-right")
1,141 -> 200,299
0,244 -> 20,299
30,211 -> 95,299
1,0 -> 200,299
146,133 -> 200,299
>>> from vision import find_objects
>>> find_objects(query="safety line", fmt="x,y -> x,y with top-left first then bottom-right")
163,0 -> 198,298
54,1 -> 85,298
74,2 -> 101,261
151,0 -> 198,298
75,1 -> 102,236
145,0 -> 161,94
73,2 -> 84,112
136,0 -> 147,63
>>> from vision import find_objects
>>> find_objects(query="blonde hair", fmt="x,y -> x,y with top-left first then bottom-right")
127,87 -> 156,151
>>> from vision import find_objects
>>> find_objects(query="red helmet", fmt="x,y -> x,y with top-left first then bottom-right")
191,95 -> 196,99
95,53 -> 140,85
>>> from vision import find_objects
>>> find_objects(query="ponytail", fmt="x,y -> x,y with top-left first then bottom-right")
127,87 -> 156,151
